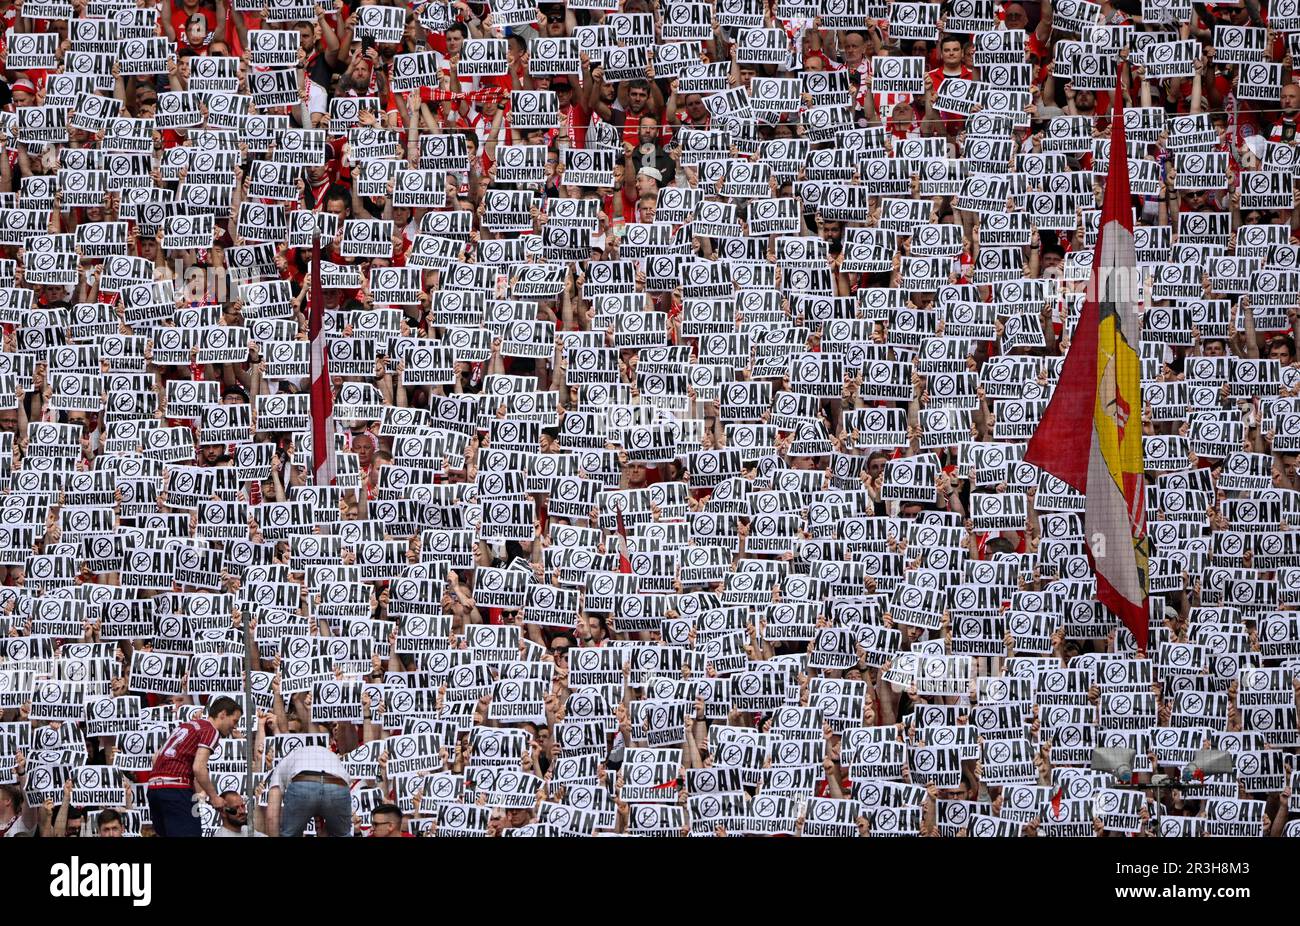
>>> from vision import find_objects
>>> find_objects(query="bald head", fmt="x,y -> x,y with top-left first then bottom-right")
1284,83 -> 1300,115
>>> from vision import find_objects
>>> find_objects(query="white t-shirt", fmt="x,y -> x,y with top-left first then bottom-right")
0,815 -> 31,837
269,745 -> 353,792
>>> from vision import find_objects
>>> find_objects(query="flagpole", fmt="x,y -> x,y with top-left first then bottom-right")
241,613 -> 256,836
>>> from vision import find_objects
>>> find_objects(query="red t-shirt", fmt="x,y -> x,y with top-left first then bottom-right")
1026,32 -> 1050,62
564,102 -> 590,149
171,6 -> 217,37
149,717 -> 220,787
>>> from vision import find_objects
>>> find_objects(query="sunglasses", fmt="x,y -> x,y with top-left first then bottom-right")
550,646 -> 570,656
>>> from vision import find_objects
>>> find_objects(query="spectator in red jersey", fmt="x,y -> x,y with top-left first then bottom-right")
926,35 -> 973,98
145,696 -> 242,837
923,34 -> 973,137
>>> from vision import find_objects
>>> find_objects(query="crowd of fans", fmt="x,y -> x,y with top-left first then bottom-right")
0,0 -> 1298,838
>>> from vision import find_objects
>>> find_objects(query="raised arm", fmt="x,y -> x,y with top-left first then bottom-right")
193,743 -> 224,807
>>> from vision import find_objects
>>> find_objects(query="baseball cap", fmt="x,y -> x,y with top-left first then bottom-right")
638,166 -> 663,181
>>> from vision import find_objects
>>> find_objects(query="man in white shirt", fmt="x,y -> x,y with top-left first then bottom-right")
211,791 -> 268,837
266,745 -> 354,838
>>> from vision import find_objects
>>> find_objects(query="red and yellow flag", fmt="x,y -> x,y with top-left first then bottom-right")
309,233 -> 336,487
1024,82 -> 1149,651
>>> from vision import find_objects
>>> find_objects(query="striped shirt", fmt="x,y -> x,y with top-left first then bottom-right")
149,717 -> 220,788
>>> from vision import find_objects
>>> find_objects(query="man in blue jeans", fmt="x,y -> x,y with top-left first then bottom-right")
266,744 -> 354,837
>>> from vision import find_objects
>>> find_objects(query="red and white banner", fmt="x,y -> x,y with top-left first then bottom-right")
309,236 -> 336,487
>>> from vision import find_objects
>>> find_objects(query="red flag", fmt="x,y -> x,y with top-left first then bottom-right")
1023,77 -> 1149,651
423,86 -> 505,105
309,235 -> 336,487
1051,784 -> 1064,818
615,508 -> 633,575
